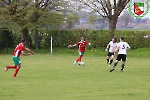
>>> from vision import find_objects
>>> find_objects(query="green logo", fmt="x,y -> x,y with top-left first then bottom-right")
128,0 -> 149,18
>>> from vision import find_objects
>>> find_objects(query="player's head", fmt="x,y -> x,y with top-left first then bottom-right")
81,37 -> 84,42
21,38 -> 26,44
112,37 -> 117,43
120,37 -> 124,41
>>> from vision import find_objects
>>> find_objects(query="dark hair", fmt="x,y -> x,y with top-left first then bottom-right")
120,37 -> 124,40
21,38 -> 26,42
112,37 -> 117,42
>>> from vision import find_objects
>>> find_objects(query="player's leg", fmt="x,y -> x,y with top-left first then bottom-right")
5,56 -> 17,71
76,52 -> 84,65
12,57 -> 21,77
76,52 -> 83,62
110,60 -> 119,72
109,53 -> 115,65
5,65 -> 17,71
73,52 -> 80,65
120,62 -> 125,72
110,54 -> 121,72
79,52 -> 84,61
74,52 -> 83,65
13,64 -> 21,77
106,52 -> 111,64
106,56 -> 110,64
120,55 -> 126,72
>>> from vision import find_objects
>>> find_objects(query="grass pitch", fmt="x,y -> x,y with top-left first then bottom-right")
0,54 -> 150,100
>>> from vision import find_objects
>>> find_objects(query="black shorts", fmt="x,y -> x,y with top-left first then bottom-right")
116,54 -> 126,61
107,52 -> 114,56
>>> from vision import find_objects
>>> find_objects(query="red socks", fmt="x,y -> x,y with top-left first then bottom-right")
6,66 -> 20,77
7,66 -> 17,69
76,55 -> 82,62
13,67 -> 20,77
5,66 -> 20,77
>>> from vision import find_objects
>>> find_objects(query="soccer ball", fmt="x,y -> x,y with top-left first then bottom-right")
79,62 -> 85,66
68,45 -> 72,48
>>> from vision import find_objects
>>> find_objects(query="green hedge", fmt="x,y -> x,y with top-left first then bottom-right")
36,30 -> 150,49
1,29 -> 150,50
114,30 -> 150,49
35,29 -> 111,49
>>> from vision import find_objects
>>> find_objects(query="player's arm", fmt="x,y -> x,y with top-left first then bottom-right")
21,51 -> 31,56
68,44 -> 77,48
114,46 -> 119,53
126,47 -> 130,51
126,45 -> 131,51
114,46 -> 119,56
25,47 -> 34,54
72,44 -> 77,47
105,44 -> 110,51
86,41 -> 91,45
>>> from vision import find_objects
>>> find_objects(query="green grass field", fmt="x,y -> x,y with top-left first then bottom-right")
0,54 -> 150,100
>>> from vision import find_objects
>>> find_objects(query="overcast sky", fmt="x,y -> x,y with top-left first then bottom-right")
144,11 -> 150,18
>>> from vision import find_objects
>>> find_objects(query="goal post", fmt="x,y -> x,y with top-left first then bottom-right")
50,37 -> 52,55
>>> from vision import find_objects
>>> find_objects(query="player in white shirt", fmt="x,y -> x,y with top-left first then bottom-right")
105,37 -> 117,65
110,37 -> 131,72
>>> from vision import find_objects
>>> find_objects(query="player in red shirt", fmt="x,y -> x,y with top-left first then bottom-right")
68,37 -> 91,65
5,39 -> 34,78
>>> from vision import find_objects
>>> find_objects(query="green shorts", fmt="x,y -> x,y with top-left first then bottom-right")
12,56 -> 21,65
79,52 -> 84,56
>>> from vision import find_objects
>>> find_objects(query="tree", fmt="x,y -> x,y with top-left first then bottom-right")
0,0 -> 64,47
63,13 -> 79,29
56,0 -> 79,29
118,10 -> 134,29
68,0 -> 130,36
88,12 -> 107,29
0,28 -> 14,53
89,12 -> 98,29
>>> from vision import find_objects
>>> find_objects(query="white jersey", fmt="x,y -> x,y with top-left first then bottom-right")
108,41 -> 118,53
117,42 -> 130,54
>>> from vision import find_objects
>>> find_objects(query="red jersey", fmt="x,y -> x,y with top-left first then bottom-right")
76,41 -> 89,52
13,43 -> 25,57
